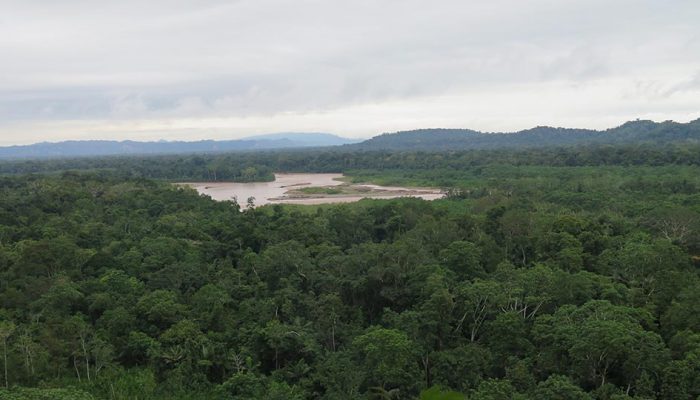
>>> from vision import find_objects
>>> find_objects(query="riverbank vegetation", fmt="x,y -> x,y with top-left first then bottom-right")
0,146 -> 699,399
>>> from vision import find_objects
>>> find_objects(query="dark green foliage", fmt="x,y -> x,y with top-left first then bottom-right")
0,145 -> 699,399
0,387 -> 95,400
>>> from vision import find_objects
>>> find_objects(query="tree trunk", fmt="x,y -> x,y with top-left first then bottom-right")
331,321 -> 336,352
2,339 -> 8,389
80,336 -> 90,381
73,357 -> 81,382
421,355 -> 432,388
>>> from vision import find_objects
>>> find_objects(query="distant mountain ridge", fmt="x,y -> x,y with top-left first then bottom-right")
2,119 -> 699,159
241,132 -> 360,146
352,118 -> 700,150
0,132 -> 358,159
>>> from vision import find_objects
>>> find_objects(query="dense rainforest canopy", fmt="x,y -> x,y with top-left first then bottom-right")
0,145 -> 699,399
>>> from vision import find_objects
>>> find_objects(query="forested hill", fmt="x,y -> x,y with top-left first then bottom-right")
0,133 -> 356,159
353,119 -> 700,150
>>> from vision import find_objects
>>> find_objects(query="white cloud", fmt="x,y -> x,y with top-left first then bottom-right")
0,0 -> 699,145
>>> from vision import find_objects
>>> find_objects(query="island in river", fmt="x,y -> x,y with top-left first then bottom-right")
179,173 -> 444,207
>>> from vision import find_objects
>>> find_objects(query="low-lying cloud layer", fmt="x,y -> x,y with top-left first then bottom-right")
1,0 -> 699,145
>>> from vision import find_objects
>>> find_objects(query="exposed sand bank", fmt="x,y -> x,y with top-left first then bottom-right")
180,173 -> 444,207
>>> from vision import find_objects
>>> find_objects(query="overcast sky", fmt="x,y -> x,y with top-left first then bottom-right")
1,0 -> 699,145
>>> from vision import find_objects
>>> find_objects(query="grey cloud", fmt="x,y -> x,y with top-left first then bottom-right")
660,72 -> 700,97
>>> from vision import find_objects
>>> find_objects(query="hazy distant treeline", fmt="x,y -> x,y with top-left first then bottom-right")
1,144 -> 700,182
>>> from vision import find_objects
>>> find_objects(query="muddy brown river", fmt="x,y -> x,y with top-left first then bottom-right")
180,173 -> 443,208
